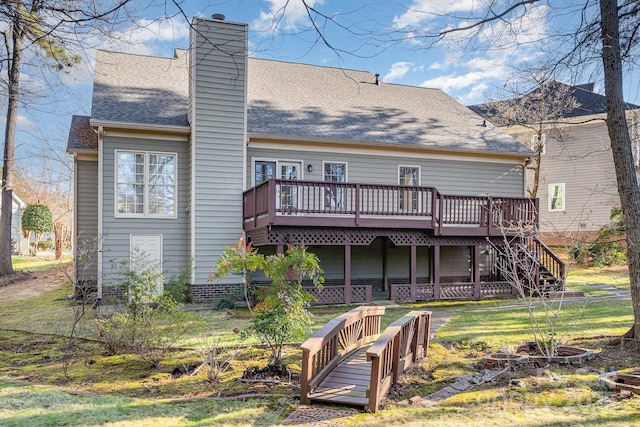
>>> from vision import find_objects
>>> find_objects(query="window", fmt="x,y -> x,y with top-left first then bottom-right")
399,166 -> 419,212
531,133 -> 547,155
323,162 -> 347,209
255,161 -> 276,185
548,183 -> 565,212
116,151 -> 176,218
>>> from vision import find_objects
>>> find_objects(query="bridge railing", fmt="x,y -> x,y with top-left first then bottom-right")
300,306 -> 386,404
366,310 -> 432,412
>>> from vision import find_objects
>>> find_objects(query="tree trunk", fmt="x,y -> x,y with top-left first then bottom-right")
55,222 -> 63,260
0,20 -> 24,275
600,0 -> 640,341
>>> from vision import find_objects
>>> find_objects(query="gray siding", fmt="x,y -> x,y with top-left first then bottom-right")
101,136 -> 190,286
247,147 -> 524,197
190,18 -> 248,284
76,160 -> 99,281
514,122 -> 618,233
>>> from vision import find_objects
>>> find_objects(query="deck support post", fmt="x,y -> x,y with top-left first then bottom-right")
344,244 -> 352,304
382,238 -> 388,292
433,245 -> 441,299
473,245 -> 481,299
410,245 -> 417,301
276,245 -> 284,255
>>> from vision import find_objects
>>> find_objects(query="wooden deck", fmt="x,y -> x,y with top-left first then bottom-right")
243,178 -> 538,236
300,307 -> 432,412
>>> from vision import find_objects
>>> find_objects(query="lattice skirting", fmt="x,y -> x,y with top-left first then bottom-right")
304,285 -> 372,305
391,282 -> 516,302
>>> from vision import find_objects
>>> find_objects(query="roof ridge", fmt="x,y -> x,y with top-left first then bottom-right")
96,48 -> 184,61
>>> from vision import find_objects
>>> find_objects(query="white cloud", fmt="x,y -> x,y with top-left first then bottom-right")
384,62 -> 413,82
253,0 -> 325,32
393,0 -> 490,29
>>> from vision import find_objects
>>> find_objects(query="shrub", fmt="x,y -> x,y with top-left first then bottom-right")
96,254 -> 199,367
243,245 -> 323,366
570,207 -> 626,267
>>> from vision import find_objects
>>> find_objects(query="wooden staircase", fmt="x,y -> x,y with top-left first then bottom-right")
497,236 -> 566,295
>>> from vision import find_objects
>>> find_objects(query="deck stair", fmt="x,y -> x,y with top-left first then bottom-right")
497,236 -> 565,295
300,306 -> 431,413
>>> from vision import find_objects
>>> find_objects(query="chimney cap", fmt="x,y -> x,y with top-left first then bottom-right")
212,13 -> 225,20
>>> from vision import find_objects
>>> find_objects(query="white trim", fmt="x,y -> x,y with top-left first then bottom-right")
548,183 -> 565,212
114,149 -> 178,219
321,161 -> 348,182
72,155 -> 78,288
76,153 -> 98,161
251,157 -> 305,184
104,129 -> 189,141
97,126 -> 104,299
90,119 -> 190,134
248,139 -> 526,164
397,165 -> 421,186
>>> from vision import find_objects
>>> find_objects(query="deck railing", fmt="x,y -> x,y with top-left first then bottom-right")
300,306 -> 385,405
367,310 -> 432,412
524,235 -> 566,283
243,179 -> 538,235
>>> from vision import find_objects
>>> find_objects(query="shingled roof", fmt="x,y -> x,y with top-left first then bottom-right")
79,49 -> 532,157
469,81 -> 640,122
67,115 -> 98,153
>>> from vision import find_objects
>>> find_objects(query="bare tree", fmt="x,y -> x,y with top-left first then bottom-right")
473,79 -> 580,198
0,0 -> 134,274
287,0 -> 640,341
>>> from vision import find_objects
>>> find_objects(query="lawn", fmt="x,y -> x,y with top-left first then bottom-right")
0,261 -> 639,426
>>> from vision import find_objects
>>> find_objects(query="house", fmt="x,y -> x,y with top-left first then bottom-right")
470,83 -> 640,245
2,191 -> 27,254
67,15 -> 563,304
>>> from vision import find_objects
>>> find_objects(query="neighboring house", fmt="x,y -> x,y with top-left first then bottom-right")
471,83 -> 640,245
67,16 -> 563,304
0,191 -> 27,254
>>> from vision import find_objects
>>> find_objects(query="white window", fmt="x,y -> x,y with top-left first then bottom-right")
323,162 -> 347,209
531,133 -> 547,155
548,183 -> 565,212
399,166 -> 420,212
116,150 -> 177,218
255,161 -> 276,185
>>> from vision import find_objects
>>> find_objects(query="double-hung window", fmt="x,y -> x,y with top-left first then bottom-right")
548,183 -> 565,212
116,150 -> 177,218
399,166 -> 419,212
323,162 -> 347,210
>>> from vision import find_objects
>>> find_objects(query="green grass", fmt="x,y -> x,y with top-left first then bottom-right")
436,298 -> 633,345
567,266 -> 631,292
12,256 -> 72,272
0,381 -> 289,426
1,264 -> 640,426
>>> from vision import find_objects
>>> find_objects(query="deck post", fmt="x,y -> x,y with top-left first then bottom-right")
344,244 -> 352,304
276,245 -> 284,255
473,245 -> 481,299
433,245 -> 441,299
252,187 -> 257,228
355,184 -> 361,226
410,245 -> 417,301
268,179 -> 276,222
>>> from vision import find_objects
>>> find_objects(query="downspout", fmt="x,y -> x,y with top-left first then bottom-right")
97,126 -> 104,299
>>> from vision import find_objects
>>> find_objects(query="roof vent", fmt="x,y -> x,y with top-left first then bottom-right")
375,73 -> 380,86
212,13 -> 225,20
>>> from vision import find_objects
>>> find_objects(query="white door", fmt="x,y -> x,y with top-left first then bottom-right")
130,234 -> 163,295
279,161 -> 301,212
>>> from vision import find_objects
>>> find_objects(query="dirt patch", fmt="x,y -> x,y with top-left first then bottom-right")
0,263 -> 71,302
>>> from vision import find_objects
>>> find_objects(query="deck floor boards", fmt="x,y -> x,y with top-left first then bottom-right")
309,347 -> 372,406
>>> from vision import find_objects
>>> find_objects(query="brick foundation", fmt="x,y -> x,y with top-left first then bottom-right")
189,283 -> 244,303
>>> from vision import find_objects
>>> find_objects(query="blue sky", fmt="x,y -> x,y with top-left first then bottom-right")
7,0 -> 640,174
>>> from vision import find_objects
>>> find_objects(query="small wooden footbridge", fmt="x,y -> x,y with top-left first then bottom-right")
300,306 -> 431,413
